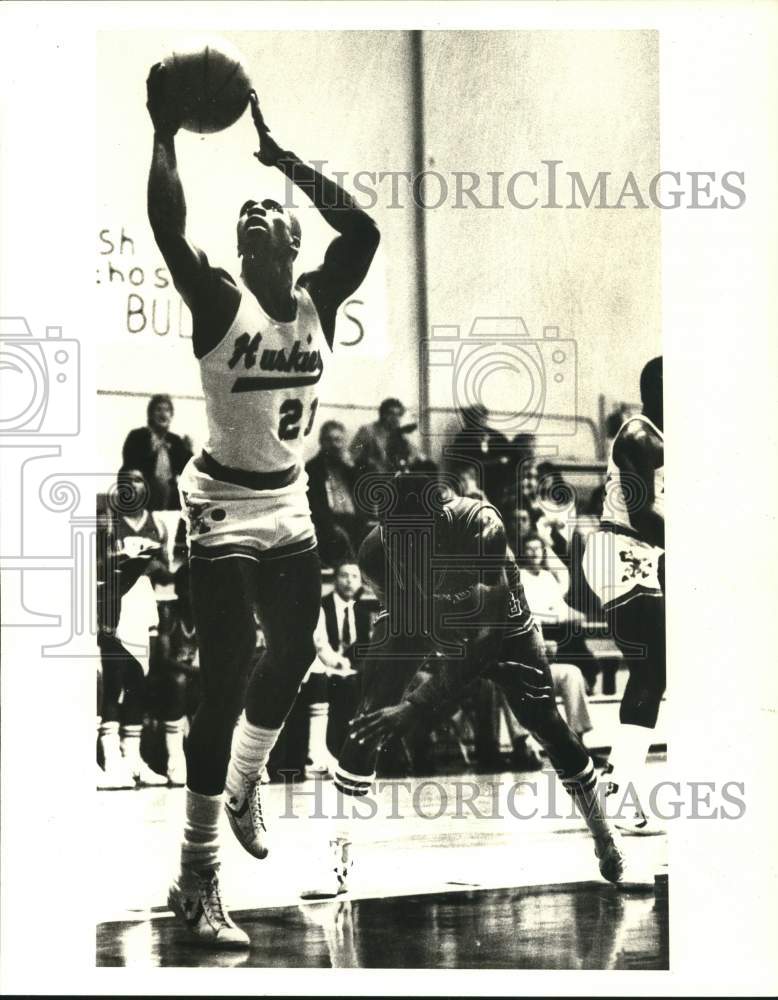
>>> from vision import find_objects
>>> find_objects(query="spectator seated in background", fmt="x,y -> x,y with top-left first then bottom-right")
350,397 -> 420,474
520,531 -> 601,691
96,466 -> 174,790
310,561 -> 372,767
306,420 -> 367,567
520,532 -> 583,629
122,393 -> 193,511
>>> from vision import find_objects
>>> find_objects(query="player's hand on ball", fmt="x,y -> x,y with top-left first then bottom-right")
249,90 -> 283,166
349,702 -> 417,744
146,62 -> 180,136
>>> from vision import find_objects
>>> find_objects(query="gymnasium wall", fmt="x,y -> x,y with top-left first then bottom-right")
420,31 -> 660,463
96,30 -> 659,472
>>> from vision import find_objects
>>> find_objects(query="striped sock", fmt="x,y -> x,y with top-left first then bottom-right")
120,724 -> 143,775
225,713 -> 280,803
99,720 -> 122,769
332,765 -> 376,842
180,789 -> 222,874
561,758 -> 614,849
164,717 -> 186,762
307,702 -> 330,769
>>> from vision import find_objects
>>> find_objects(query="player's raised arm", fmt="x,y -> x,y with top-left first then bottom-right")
146,64 -> 205,309
249,92 -> 380,346
613,420 -> 665,549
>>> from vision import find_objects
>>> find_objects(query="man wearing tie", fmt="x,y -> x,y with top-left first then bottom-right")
307,562 -> 373,766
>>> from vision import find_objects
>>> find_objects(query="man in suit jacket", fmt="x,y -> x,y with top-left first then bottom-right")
311,561 -> 373,757
122,394 -> 193,511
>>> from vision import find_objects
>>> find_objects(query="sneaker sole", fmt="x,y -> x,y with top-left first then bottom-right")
614,822 -> 665,837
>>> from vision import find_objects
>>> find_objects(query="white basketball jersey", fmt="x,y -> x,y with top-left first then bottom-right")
602,413 -> 664,533
199,280 -> 326,474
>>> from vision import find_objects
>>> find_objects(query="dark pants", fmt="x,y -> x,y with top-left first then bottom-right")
185,547 -> 321,795
99,634 -> 145,725
608,594 -> 666,729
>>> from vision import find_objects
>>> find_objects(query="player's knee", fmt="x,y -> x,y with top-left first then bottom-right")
517,697 -> 565,742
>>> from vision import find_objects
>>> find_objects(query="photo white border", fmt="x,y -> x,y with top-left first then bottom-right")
1,1 -> 776,995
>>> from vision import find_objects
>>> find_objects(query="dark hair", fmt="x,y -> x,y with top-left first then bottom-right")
319,419 -> 346,442
379,398 -> 405,420
334,559 -> 360,575
520,531 -> 545,557
110,465 -> 149,515
147,393 -> 174,422
640,356 -> 662,404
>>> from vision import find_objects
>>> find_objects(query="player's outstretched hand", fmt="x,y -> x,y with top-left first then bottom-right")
348,702 -> 417,745
250,90 -> 283,166
146,62 -> 181,137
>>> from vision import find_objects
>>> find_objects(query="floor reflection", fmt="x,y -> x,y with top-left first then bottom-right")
97,881 -> 668,969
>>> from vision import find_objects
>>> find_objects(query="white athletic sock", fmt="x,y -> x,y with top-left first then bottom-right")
180,789 -> 222,874
608,723 -> 654,815
307,701 -> 331,769
561,759 -> 615,851
225,713 -> 280,803
331,764 -> 376,843
164,717 -> 186,762
120,724 -> 143,774
99,720 -> 122,770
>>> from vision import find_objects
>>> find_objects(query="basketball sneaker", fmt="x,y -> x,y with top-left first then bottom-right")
225,775 -> 269,860
300,838 -> 352,901
98,760 -> 136,790
596,836 -> 654,892
134,761 -> 169,788
167,865 -> 249,949
614,809 -> 664,836
167,754 -> 187,788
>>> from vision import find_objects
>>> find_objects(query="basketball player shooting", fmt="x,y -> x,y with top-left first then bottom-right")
309,470 -> 650,898
583,357 -> 665,835
145,63 -> 380,947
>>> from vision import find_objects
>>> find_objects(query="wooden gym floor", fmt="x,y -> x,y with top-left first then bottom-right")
96,758 -> 668,969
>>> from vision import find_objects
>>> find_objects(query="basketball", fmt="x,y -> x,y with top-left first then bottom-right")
163,42 -> 252,134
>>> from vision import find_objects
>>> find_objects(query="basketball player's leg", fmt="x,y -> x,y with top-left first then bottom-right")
489,625 -> 637,886
168,552 -> 257,948
185,553 -> 259,796
161,668 -> 189,786
606,593 -> 666,833
115,644 -> 167,786
97,636 -> 135,788
224,547 -> 322,858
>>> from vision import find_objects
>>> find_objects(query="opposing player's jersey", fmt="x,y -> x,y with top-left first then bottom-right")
602,413 -> 664,535
367,493 -> 533,636
199,278 -> 326,474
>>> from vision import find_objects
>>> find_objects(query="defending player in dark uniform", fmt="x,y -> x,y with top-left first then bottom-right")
146,66 -> 379,946
583,356 -> 665,834
311,470 -> 647,896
